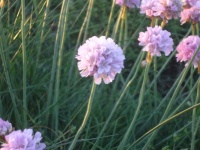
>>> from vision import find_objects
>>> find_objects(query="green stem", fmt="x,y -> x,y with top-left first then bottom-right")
191,78 -> 200,150
68,82 -> 96,150
192,23 -> 195,35
118,61 -> 151,150
123,8 -> 128,51
128,102 -> 200,149
112,6 -> 123,40
105,0 -> 116,37
119,9 -> 125,47
21,0 -> 27,128
196,23 -> 199,36
83,0 -> 94,41
53,0 -> 70,132
153,56 -> 157,121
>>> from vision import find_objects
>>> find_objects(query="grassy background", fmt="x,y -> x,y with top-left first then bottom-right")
0,0 -> 200,149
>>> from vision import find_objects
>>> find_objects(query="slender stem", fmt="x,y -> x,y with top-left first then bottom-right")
150,17 -> 155,27
21,0 -> 27,128
119,7 -> 125,47
161,19 -> 166,28
128,102 -> 200,149
196,23 -> 199,36
123,8 -> 128,51
153,56 -> 157,121
191,78 -> 200,150
83,0 -> 94,41
105,0 -> 116,37
192,23 -> 195,35
112,7 -> 123,40
69,82 -> 96,150
53,0 -> 70,131
118,62 -> 151,150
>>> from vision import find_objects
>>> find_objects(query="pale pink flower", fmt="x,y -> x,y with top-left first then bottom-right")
1,129 -> 46,150
181,1 -> 200,24
138,26 -> 174,56
140,0 -> 182,21
116,0 -> 140,8
0,118 -> 12,136
155,0 -> 182,20
176,35 -> 200,68
76,36 -> 125,85
140,0 -> 162,18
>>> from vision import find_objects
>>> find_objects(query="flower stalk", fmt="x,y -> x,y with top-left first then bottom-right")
69,82 -> 96,150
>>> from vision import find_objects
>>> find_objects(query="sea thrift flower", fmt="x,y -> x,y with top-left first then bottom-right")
181,1 -> 200,24
0,118 -> 12,136
140,0 -> 161,18
76,36 -> 125,85
138,26 -> 174,56
155,0 -> 182,20
176,35 -> 200,68
1,129 -> 46,150
116,0 -> 140,8
140,0 -> 182,21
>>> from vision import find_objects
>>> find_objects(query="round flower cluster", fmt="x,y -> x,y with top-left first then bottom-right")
157,0 -> 182,20
0,118 -> 12,136
115,0 -> 140,8
140,0 -> 182,21
0,118 -> 46,150
181,1 -> 200,24
1,129 -> 46,150
140,0 -> 160,18
176,35 -> 200,68
76,36 -> 125,85
138,26 -> 174,56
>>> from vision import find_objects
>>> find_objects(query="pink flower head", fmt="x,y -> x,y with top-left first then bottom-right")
0,118 -> 12,136
140,0 -> 162,18
156,0 -> 182,20
138,26 -> 174,56
176,35 -> 200,68
140,0 -> 182,20
181,1 -> 200,24
1,129 -> 46,150
116,0 -> 140,8
76,36 -> 125,85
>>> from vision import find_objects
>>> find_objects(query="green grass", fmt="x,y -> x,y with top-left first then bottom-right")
0,0 -> 200,150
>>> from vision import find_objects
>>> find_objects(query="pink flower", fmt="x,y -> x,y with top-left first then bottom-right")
140,0 -> 162,18
116,0 -> 140,8
140,0 -> 182,20
76,36 -> 125,85
176,35 -> 200,68
0,118 -> 12,136
1,129 -> 46,150
156,0 -> 182,20
181,1 -> 200,24
138,26 -> 174,56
